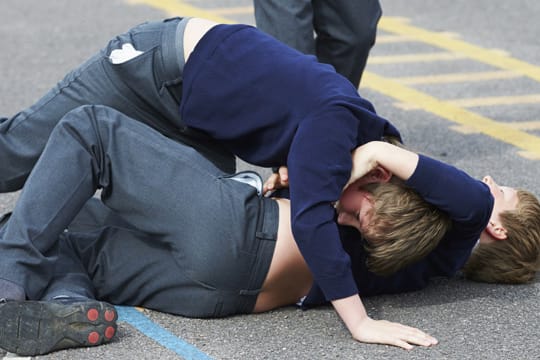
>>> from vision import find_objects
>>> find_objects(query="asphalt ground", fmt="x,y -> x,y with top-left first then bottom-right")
0,0 -> 539,359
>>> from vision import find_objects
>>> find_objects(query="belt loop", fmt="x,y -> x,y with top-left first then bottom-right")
239,289 -> 260,296
256,231 -> 275,240
255,197 -> 277,242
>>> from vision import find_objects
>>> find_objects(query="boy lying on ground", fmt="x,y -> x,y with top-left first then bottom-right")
0,108 -> 538,355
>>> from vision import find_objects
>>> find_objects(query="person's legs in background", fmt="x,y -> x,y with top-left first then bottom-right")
253,0 -> 315,54
312,0 -> 382,87
253,0 -> 382,87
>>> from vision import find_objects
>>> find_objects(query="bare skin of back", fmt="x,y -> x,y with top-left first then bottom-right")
254,199 -> 313,313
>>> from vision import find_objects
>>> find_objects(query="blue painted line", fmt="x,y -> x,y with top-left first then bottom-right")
116,306 -> 213,360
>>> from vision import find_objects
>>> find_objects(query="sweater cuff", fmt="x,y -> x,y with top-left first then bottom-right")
317,272 -> 359,301
405,154 -> 437,190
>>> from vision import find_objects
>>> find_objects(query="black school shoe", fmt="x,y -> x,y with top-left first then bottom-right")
0,299 -> 117,356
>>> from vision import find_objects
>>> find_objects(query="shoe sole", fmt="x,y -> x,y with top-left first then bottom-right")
0,300 -> 117,356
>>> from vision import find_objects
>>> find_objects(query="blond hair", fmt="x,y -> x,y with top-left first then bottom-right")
361,179 -> 451,276
463,190 -> 540,284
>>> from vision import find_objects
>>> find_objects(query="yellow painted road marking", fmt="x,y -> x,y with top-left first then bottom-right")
377,32 -> 460,44
376,34 -> 414,44
508,121 -> 540,130
396,70 -> 521,85
452,121 -> 540,134
369,51 -> 468,64
450,124 -> 482,135
378,17 -> 540,83
362,72 -> 540,159
448,94 -> 540,108
397,93 -> 540,109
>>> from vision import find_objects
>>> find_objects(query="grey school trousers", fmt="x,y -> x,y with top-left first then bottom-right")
253,0 -> 382,87
0,17 -> 234,194
0,105 -> 278,317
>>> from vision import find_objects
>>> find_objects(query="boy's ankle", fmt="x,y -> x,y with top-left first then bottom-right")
0,278 -> 25,301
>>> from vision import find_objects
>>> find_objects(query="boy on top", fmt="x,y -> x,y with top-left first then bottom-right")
0,16 -> 402,346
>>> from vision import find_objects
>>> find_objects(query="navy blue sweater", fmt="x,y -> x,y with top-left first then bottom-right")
181,24 -> 400,301
302,155 -> 494,307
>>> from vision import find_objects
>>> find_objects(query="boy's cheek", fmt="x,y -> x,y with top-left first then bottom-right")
336,211 -> 361,230
338,190 -> 358,213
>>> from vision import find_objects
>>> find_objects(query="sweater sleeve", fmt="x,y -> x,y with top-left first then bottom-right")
405,155 -> 493,228
286,108 -> 360,301
404,155 -> 494,275
303,154 -> 495,305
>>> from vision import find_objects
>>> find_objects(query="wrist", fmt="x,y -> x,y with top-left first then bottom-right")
352,141 -> 380,167
331,294 -> 369,333
369,141 -> 419,181
361,141 -> 388,172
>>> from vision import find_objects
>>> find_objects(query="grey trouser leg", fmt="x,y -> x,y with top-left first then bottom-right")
0,105 -> 276,316
253,0 -> 315,54
42,230 -> 97,301
253,0 -> 382,87
0,17 -> 234,193
45,197 -> 276,317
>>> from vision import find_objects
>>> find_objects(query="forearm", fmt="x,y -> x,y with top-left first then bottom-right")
332,294 -> 369,333
350,141 -> 419,182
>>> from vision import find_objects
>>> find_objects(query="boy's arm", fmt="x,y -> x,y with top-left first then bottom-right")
269,143 -> 437,348
285,106 -> 436,348
348,141 -> 419,185
349,141 -> 492,226
344,141 -> 493,292
323,141 -> 438,348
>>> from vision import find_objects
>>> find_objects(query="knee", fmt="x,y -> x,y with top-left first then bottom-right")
56,105 -> 124,134
342,3 -> 381,52
49,105 -> 127,152
346,22 -> 379,54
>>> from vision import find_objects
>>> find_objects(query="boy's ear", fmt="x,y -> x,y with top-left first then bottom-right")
485,221 -> 508,241
366,166 -> 392,184
346,166 -> 392,189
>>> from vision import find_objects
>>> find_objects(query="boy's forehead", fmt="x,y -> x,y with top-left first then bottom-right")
506,187 -> 519,208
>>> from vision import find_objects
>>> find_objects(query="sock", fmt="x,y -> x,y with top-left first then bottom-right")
0,279 -> 25,301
